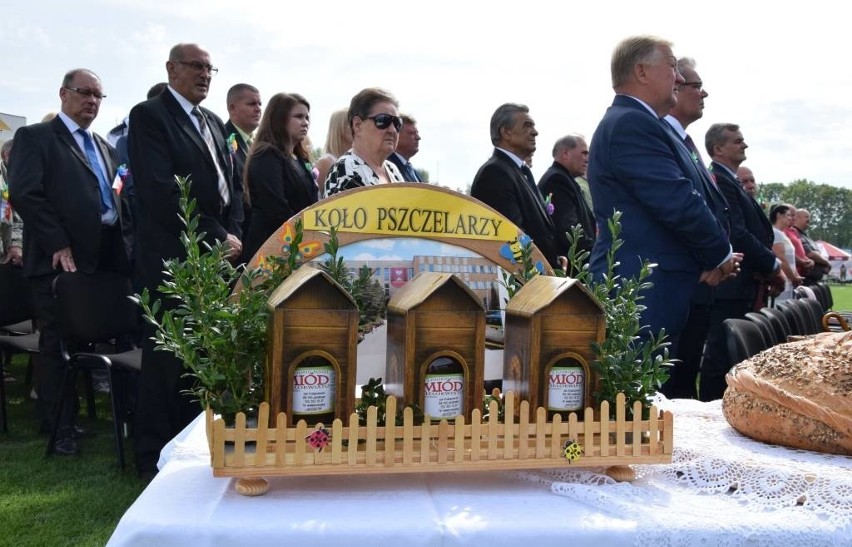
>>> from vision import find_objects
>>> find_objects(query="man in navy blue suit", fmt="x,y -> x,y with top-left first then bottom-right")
661,57 -> 732,399
588,36 -> 738,358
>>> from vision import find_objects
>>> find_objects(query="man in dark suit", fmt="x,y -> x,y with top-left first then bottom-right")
387,114 -> 423,182
470,103 -> 569,268
661,57 -> 733,399
9,68 -> 130,454
537,134 -> 596,256
128,43 -> 242,477
700,125 -> 783,401
588,36 -> 738,358
224,83 -> 261,252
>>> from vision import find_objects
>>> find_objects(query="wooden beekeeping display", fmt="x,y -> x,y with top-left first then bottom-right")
503,276 -> 605,419
265,265 -> 359,427
206,392 -> 673,496
385,272 -> 485,421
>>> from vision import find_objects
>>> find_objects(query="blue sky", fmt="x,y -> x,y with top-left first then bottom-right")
3,0 -> 851,190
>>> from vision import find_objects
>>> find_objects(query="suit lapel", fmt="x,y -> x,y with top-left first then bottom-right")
162,91 -> 213,166
493,150 -> 553,228
53,119 -> 93,176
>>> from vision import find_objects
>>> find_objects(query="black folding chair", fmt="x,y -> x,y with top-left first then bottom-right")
783,299 -> 821,335
0,263 -> 39,433
776,300 -> 809,336
46,271 -> 142,469
722,318 -> 769,367
759,306 -> 793,343
744,311 -> 782,347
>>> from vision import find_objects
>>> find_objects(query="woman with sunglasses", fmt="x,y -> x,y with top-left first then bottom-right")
242,92 -> 318,262
324,88 -> 405,197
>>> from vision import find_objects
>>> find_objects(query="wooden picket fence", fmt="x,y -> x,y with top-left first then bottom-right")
207,392 -> 672,493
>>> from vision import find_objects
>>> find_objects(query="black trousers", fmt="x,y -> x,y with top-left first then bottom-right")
661,302 -> 711,400
29,223 -> 129,432
699,298 -> 753,401
132,292 -> 201,473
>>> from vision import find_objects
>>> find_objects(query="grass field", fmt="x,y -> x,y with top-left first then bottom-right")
828,283 -> 852,311
0,355 -> 146,547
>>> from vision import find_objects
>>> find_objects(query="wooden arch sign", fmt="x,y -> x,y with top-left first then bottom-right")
247,183 -> 553,274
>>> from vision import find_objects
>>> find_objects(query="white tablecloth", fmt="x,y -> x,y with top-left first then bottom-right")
107,398 -> 852,547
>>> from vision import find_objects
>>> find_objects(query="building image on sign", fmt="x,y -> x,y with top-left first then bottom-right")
318,238 -> 505,309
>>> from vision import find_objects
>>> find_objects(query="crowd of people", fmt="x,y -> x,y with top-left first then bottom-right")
0,36 -> 832,479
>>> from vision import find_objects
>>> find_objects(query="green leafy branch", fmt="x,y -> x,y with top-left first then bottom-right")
355,377 -> 424,426
132,176 -> 311,419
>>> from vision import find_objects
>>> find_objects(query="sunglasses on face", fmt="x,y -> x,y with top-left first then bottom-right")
366,113 -> 403,131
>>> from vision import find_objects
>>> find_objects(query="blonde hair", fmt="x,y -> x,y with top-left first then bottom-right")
323,108 -> 351,157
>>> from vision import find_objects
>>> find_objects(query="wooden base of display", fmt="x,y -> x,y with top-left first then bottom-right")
206,392 -> 673,496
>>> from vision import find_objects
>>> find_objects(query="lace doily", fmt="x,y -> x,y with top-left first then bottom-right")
517,396 -> 852,547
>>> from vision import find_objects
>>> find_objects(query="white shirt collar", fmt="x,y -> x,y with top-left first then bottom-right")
57,111 -> 84,135
495,147 -> 525,169
663,115 -> 687,139
167,85 -> 198,116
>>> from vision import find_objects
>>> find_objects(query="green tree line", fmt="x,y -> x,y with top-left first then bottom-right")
758,179 -> 852,248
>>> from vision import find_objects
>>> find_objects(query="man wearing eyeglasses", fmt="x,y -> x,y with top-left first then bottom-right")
660,57 -> 733,399
128,43 -> 242,479
9,68 -> 131,455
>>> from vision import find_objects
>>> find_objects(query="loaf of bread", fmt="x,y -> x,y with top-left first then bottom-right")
722,330 -> 852,456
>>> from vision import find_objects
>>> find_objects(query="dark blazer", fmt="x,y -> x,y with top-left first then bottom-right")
128,89 -> 238,290
673,129 -> 732,306
470,149 -> 568,267
9,117 -> 128,277
588,95 -> 730,340
537,161 -> 596,254
711,161 -> 777,301
243,146 -> 318,261
387,152 -> 422,182
224,120 -> 247,239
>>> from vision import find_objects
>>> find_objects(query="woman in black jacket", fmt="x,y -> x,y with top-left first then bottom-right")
242,92 -> 318,262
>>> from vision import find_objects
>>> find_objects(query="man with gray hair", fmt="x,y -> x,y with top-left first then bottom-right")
537,134 -> 595,255
660,57 -> 732,399
470,103 -> 568,268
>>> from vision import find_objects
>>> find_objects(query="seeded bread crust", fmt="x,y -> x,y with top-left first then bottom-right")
722,330 -> 852,456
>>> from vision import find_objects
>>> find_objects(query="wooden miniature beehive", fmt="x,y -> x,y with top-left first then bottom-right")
266,265 -> 359,426
503,275 -> 605,418
385,272 -> 485,420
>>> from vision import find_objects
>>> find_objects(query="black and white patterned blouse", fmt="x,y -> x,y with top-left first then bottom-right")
323,150 -> 405,197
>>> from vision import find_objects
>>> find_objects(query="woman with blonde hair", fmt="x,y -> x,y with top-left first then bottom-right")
314,108 -> 351,188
